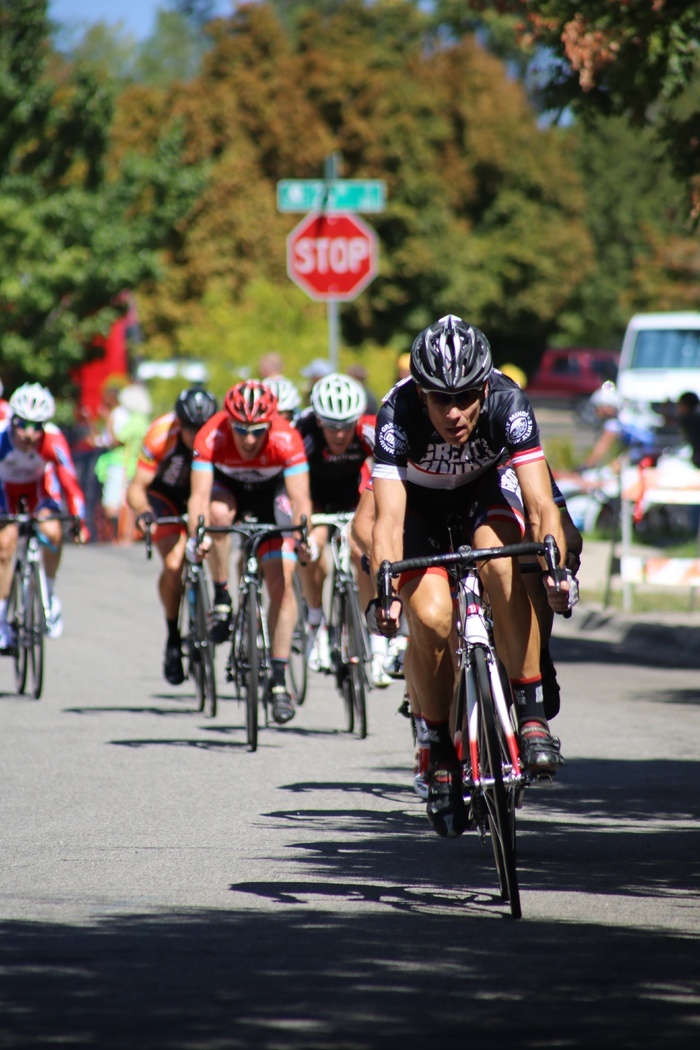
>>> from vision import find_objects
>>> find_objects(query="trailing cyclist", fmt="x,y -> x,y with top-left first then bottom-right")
126,386 -> 218,685
368,315 -> 572,839
187,380 -> 313,726
0,383 -> 89,649
295,372 -> 391,688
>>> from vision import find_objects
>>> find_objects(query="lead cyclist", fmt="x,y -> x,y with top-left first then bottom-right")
368,315 -> 571,839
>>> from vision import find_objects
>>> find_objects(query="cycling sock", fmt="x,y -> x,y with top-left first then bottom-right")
370,633 -> 387,657
46,577 -> 55,599
213,582 -> 230,604
271,659 -> 288,687
0,599 -> 6,622
307,605 -> 324,628
510,675 -> 546,725
423,718 -> 458,767
166,617 -> 180,646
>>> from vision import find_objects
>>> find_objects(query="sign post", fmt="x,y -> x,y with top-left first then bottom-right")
278,156 -> 385,368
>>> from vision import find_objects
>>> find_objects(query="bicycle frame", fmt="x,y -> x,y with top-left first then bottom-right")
455,564 -> 522,785
142,514 -> 217,716
1,510 -> 77,699
311,511 -> 370,737
377,534 -> 563,918
205,517 -> 308,751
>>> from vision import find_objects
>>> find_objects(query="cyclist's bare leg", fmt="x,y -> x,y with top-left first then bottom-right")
37,515 -> 63,580
156,531 -> 186,620
207,495 -> 236,584
263,555 -> 297,660
0,522 -> 18,601
401,572 -> 454,723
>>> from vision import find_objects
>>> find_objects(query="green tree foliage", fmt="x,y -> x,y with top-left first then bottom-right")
119,0 -> 593,375
0,0 -> 205,394
449,1 -> 700,219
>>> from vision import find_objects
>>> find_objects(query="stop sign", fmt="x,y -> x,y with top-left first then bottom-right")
286,212 -> 378,302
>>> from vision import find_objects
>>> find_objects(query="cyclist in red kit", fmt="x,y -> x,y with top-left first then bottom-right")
187,381 -> 313,725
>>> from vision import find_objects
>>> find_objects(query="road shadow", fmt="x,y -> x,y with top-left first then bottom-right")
551,631 -> 700,673
1,897 -> 697,1049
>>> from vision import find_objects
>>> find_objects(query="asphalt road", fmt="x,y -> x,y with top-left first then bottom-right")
1,542 -> 699,1049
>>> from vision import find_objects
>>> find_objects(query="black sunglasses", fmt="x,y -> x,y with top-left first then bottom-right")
12,417 -> 44,432
423,388 -> 483,408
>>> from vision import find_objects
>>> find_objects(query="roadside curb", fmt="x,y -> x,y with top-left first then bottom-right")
552,601 -> 700,668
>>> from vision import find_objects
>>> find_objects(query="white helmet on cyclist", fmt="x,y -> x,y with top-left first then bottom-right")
264,376 -> 301,415
9,383 -> 55,423
310,372 -> 367,425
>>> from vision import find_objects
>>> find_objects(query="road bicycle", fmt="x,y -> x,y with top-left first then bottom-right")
311,511 -> 371,739
207,518 -> 308,752
143,515 -> 217,718
1,510 -> 80,700
377,534 -> 563,920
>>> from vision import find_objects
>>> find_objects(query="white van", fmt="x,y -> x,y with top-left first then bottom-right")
616,311 -> 700,409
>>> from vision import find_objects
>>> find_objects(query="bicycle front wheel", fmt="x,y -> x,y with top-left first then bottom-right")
244,581 -> 261,752
287,573 -> 308,706
195,574 -> 217,719
473,646 -> 521,919
28,566 -> 45,700
343,587 -> 368,740
8,564 -> 28,695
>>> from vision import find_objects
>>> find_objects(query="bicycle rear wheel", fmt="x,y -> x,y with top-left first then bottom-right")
195,574 -> 217,718
473,646 -> 521,919
343,587 -> 368,740
288,573 -> 308,705
28,566 -> 45,700
8,564 -> 28,695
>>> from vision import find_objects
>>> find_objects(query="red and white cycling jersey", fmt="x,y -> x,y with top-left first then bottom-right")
0,420 -> 86,517
192,411 -> 308,487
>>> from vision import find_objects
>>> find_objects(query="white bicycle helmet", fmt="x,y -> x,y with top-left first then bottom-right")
9,382 -> 56,423
264,376 -> 301,414
310,372 -> 367,425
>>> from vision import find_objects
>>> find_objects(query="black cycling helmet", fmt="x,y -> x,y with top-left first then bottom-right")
175,387 -> 218,427
410,314 -> 493,393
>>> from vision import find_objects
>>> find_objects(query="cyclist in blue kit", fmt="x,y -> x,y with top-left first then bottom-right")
367,315 -> 572,839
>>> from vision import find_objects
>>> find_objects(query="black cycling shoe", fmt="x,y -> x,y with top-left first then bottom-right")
163,643 -> 185,685
519,721 -> 564,776
268,684 -> 295,725
426,764 -> 468,839
540,645 -> 561,720
209,602 -> 232,644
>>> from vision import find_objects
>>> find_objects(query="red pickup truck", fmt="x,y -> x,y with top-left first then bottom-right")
526,347 -> 620,401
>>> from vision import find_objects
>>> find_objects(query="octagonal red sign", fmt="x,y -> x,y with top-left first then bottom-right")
286,212 -> 378,302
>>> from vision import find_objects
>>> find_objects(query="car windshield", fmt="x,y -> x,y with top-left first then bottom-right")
630,329 -> 700,370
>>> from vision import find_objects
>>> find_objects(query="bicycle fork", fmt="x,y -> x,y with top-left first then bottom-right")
456,579 -> 522,787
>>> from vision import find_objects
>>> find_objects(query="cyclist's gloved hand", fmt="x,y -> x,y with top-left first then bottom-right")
366,596 -> 402,638
295,537 -> 313,566
74,521 -> 91,545
184,537 -> 201,562
306,536 -> 321,563
544,568 -> 579,614
136,510 -> 156,533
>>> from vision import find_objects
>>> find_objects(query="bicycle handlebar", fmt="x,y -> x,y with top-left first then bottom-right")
204,515 -> 309,555
377,534 -> 563,613
140,514 -> 187,560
